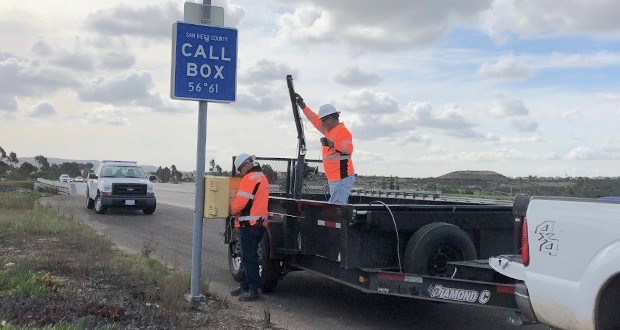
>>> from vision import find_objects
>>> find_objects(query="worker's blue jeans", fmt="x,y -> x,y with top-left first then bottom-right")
240,224 -> 265,293
328,174 -> 356,205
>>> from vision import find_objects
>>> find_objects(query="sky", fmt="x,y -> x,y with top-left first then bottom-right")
1,0 -> 619,178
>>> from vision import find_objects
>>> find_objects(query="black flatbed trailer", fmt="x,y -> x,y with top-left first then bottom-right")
225,159 -> 522,311
223,75 -> 522,313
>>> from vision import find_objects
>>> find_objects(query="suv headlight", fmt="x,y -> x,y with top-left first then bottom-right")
147,185 -> 154,195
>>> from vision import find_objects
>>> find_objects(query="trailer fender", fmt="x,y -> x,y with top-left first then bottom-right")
403,222 -> 477,277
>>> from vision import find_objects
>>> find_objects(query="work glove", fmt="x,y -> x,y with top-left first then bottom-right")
294,93 -> 306,109
320,137 -> 334,148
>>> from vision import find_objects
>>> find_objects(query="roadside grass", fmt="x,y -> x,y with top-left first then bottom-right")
0,192 -> 217,329
0,181 -> 34,191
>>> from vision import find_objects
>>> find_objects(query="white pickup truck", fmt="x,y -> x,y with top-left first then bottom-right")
86,160 -> 156,215
490,194 -> 620,330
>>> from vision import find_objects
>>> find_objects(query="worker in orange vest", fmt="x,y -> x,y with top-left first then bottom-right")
295,93 -> 356,204
229,153 -> 270,302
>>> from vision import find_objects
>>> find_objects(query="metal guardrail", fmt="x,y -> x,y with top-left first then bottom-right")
34,178 -> 73,195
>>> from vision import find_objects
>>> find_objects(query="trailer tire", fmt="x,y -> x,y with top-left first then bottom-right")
228,228 -> 243,281
403,222 -> 476,277
228,229 -> 281,292
259,231 -> 281,293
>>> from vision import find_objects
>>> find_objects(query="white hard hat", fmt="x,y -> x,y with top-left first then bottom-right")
318,104 -> 340,119
234,153 -> 254,171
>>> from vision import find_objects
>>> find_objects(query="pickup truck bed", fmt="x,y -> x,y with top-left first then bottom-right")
491,195 -> 620,330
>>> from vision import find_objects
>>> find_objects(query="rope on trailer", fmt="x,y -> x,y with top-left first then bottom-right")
370,200 -> 403,273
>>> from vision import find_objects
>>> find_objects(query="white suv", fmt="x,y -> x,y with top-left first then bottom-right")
86,160 -> 156,214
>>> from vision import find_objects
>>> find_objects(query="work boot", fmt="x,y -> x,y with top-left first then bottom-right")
238,290 -> 261,302
230,287 -> 248,297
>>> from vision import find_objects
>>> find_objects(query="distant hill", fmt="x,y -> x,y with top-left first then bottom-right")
16,157 -> 159,174
437,170 -> 511,183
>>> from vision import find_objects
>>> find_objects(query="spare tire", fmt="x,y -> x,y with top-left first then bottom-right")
403,222 -> 476,277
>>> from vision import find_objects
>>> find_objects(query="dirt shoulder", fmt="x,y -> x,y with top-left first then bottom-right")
0,193 -> 274,329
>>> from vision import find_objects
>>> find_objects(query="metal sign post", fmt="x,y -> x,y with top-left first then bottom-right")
171,0 -> 237,304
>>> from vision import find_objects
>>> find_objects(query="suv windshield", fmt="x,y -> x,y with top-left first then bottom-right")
100,166 -> 147,179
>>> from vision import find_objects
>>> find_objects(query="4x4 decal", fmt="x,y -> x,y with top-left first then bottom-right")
535,221 -> 559,256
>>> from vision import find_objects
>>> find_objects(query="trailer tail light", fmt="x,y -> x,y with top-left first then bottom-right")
496,285 -> 515,294
521,216 -> 530,266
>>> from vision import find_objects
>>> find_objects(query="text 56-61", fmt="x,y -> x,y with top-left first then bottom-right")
188,82 -> 219,93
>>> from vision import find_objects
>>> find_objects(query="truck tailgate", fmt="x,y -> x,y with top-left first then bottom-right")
489,255 -> 525,281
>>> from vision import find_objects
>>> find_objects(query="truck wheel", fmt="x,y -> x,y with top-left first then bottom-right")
228,228 -> 243,281
94,193 -> 107,214
142,203 -> 156,215
597,275 -> 620,330
403,222 -> 476,277
86,190 -> 94,209
259,231 -> 281,293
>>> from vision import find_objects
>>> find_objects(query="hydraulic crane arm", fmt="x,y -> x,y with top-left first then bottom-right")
286,75 -> 306,199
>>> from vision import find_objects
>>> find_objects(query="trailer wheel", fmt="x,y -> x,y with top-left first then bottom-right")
403,222 -> 476,277
259,231 -> 281,293
228,229 -> 282,292
228,228 -> 243,281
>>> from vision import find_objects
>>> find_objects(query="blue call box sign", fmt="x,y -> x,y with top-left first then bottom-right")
171,22 -> 238,103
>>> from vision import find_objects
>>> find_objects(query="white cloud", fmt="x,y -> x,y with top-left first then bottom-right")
277,0 -> 493,51
31,40 -> 53,56
100,52 -> 136,70
547,52 -> 620,68
50,51 -> 95,72
83,105 -> 130,126
421,148 -> 545,162
1,0 -> 620,178
561,110 -> 582,120
564,146 -> 620,161
241,59 -> 297,82
407,102 -> 475,129
336,89 -> 399,114
86,2 -> 181,40
0,52 -> 79,103
332,67 -> 382,86
510,118 -> 539,132
481,0 -> 620,42
79,71 -> 154,103
479,55 -> 534,80
601,93 -> 620,101
490,94 -> 529,118
393,132 -> 431,145
0,96 -> 17,112
28,101 -> 56,118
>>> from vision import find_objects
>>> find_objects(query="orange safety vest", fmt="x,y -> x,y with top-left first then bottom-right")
303,107 -> 355,182
230,166 -> 269,227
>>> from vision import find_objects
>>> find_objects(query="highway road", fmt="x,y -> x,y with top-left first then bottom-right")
47,183 -> 543,330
